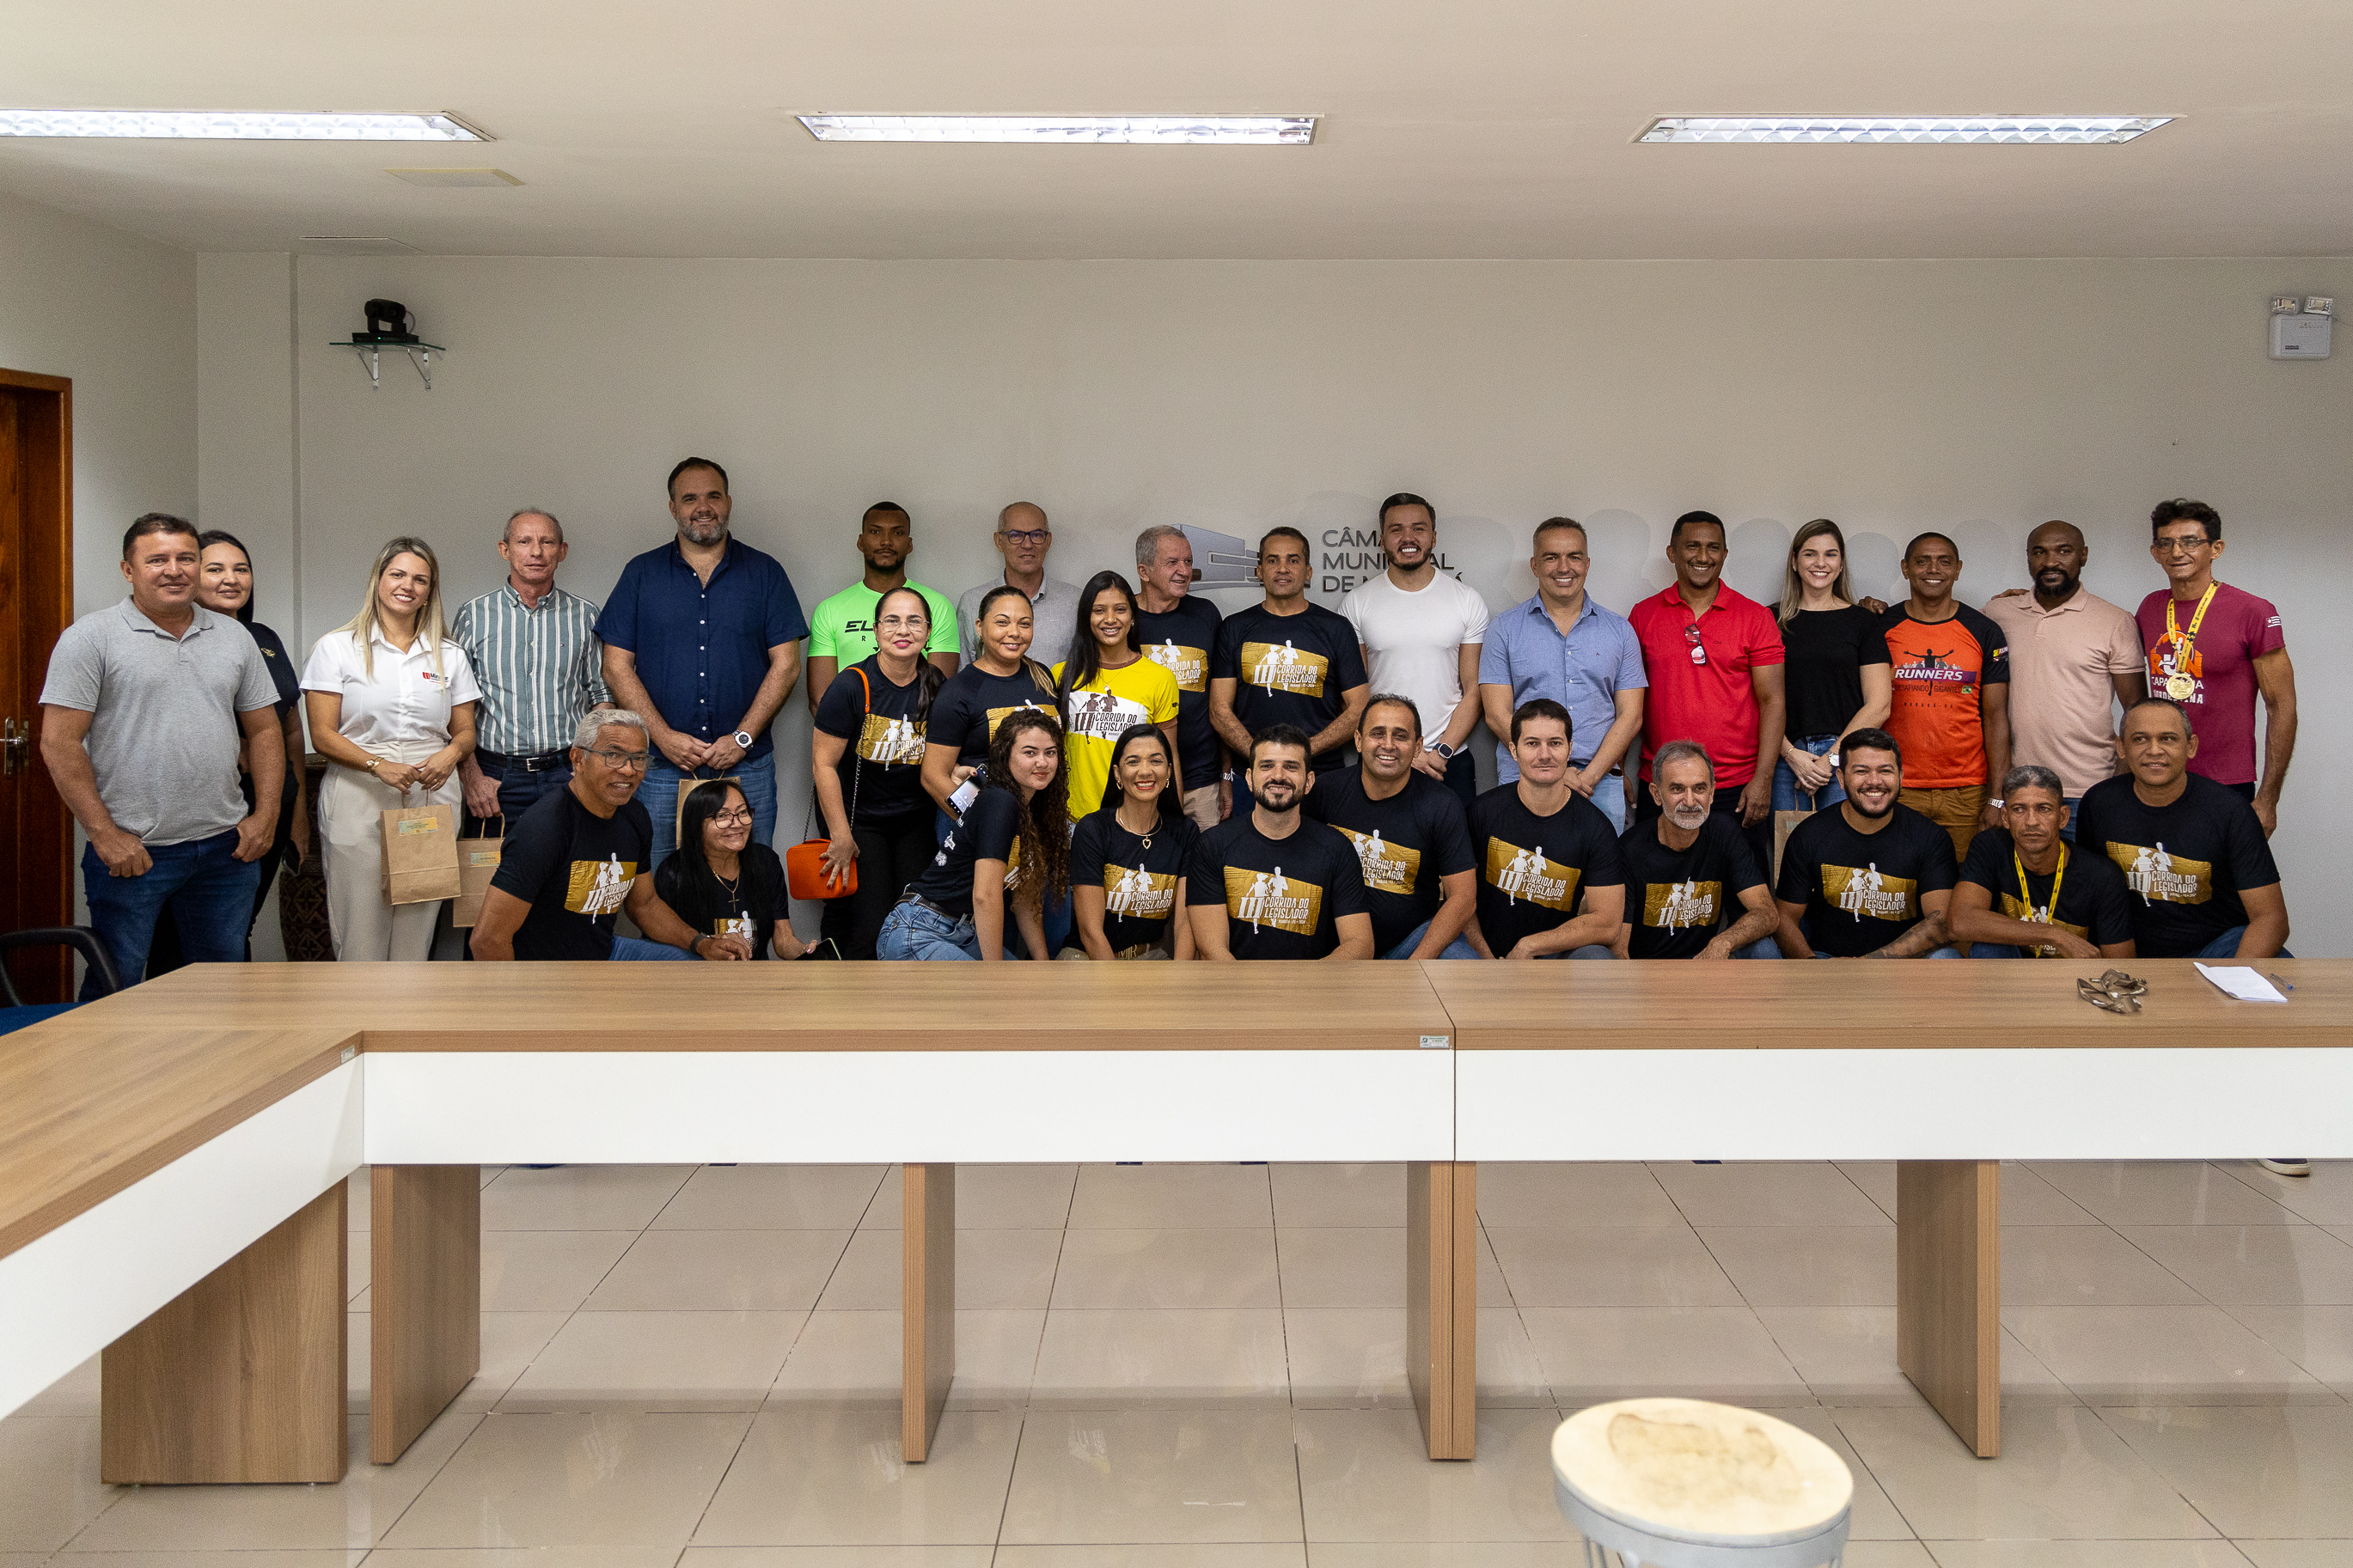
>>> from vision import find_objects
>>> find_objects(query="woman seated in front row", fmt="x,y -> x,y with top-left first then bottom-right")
656,778 -> 808,958
1063,723 -> 1196,961
879,709 -> 1070,961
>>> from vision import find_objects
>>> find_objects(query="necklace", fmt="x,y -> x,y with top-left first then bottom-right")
2014,845 -> 2068,956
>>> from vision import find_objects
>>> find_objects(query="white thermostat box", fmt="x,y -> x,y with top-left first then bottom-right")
2270,312 -> 2332,359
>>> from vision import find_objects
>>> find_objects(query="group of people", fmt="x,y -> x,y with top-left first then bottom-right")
40,462 -> 2296,988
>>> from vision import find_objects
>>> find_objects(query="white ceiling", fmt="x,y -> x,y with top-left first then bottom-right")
3,0 -> 2349,259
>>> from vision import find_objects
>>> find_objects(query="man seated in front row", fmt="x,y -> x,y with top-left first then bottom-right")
1773,729 -> 1960,958
1465,698 -> 1625,958
1187,724 -> 1373,960
1615,740 -> 1778,959
1949,764 -> 2136,960
2074,696 -> 2287,960
471,711 -> 755,961
1304,693 -> 1478,959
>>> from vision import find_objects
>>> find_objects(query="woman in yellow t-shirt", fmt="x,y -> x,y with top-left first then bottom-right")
1053,570 -> 1181,819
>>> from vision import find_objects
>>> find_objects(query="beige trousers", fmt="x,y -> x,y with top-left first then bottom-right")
1181,783 -> 1224,832
319,743 -> 463,961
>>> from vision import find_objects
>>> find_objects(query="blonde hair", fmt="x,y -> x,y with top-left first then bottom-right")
1778,518 -> 1855,625
340,535 -> 451,678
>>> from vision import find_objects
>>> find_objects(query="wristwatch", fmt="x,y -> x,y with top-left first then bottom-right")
1426,741 -> 1458,760
731,730 -> 754,750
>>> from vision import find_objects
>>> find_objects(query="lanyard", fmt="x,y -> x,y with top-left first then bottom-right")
2015,846 -> 2067,951
2164,583 -> 2218,662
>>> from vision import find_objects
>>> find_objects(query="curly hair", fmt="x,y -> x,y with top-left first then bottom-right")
983,708 -> 1071,909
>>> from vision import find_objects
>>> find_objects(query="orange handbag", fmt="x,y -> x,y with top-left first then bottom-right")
787,668 -> 866,900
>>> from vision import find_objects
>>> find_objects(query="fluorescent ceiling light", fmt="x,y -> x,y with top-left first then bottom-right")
798,113 -> 1314,145
0,110 -> 486,141
1639,116 -> 2172,144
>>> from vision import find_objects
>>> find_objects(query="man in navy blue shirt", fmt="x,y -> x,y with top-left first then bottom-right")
598,456 -> 810,864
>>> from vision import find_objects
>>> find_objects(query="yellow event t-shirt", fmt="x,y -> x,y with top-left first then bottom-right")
1051,656 -> 1181,818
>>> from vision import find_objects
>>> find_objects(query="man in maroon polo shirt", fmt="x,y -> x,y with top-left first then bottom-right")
1627,510 -> 1787,876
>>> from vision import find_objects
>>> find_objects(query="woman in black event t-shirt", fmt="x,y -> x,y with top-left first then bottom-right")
811,585 -> 949,958
1771,520 -> 1891,812
655,780 -> 807,958
920,583 -> 1059,822
1068,724 -> 1199,961
881,709 -> 1072,961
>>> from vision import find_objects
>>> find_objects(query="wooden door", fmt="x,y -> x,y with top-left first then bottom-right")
0,369 -> 73,1000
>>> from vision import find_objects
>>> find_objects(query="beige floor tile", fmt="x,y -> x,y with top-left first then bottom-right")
349,1167 -> 373,1230
1277,1229 -> 1405,1308
1756,1307 -> 2072,1406
699,1408 -> 1019,1545
382,1411 -> 747,1547
1837,1161 -> 1902,1220
763,1309 -> 1044,1411
500,1310 -> 804,1411
1922,1544 -> 2255,1568
1050,1229 -> 1280,1309
1002,1407 -> 1302,1544
683,1549 -> 996,1567
2215,1162 -> 2353,1226
1482,1226 -> 1742,1308
815,1228 -> 1062,1311
69,1412 -> 479,1549
2233,1545 -> 2353,1568
1030,1309 -> 1288,1406
1306,1547 -> 1598,1567
1476,1229 -> 1513,1307
58,1553 -> 370,1568
482,1165 -> 699,1231
452,1311 -> 577,1412
351,1242 -> 371,1303
1271,1163 -> 1405,1228
1473,1163 -> 1683,1227
1843,1547 -> 1941,1568
2005,1305 -> 2336,1404
1520,1306 -> 1808,1406
2028,1162 -> 2300,1227
1295,1406 -> 1575,1543
482,1166 -> 507,1187
368,1552 -> 681,1568
1697,1224 -> 1898,1307
480,1229 -> 638,1311
1647,1162 -> 1890,1227
0,1415 -> 111,1551
2223,1303 -> 2353,1385
1999,1226 -> 2202,1307
1284,1307 -> 1409,1407
15,1351 -> 100,1416
1833,1404 -> 2215,1540
583,1228 -> 853,1312
2100,1405 -> 2353,1538
1471,1308 -> 1554,1409
999,1547 -> 1307,1567
1997,1162 -> 2102,1226
1069,1165 -> 1276,1229
652,1166 -> 891,1230
859,1164 -> 1081,1232
2118,1226 -> 2353,1305
1764,1405 -> 1924,1541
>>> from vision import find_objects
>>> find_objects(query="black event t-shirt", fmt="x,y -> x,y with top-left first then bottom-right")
1775,802 -> 1958,957
655,843 -> 791,958
1211,603 -> 1368,772
1137,596 -> 1225,790
2073,774 -> 2281,957
1304,768 -> 1476,955
812,657 -> 932,826
1617,814 -> 1767,959
1776,605 -> 1892,738
902,786 -> 1024,918
928,661 -> 1059,768
1185,813 -> 1369,959
1070,804 -> 1201,955
489,785 -> 653,961
1465,785 -> 1626,958
1955,827 -> 2136,954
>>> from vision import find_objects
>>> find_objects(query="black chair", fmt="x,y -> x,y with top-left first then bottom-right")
0,926 -> 122,1034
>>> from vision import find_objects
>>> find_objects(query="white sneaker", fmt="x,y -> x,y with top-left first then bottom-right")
2259,1158 -> 2311,1177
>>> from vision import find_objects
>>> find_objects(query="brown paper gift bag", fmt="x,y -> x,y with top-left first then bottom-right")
675,773 -> 742,844
450,816 -> 504,927
381,802 -> 461,905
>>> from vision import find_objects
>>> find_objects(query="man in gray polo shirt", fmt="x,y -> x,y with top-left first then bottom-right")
955,501 -> 1083,668
40,513 -> 285,993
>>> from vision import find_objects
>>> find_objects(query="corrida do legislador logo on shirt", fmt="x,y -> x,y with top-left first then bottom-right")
1483,839 -> 1580,911
565,855 -> 639,917
1240,640 -> 1329,698
1335,827 -> 1421,895
1222,865 -> 1323,934
1642,879 -> 1720,931
1147,639 -> 1208,692
2105,841 -> 2213,906
1821,863 -> 1917,922
856,712 -> 926,765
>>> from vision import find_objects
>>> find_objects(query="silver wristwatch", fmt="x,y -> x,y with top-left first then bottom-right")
732,729 -> 755,749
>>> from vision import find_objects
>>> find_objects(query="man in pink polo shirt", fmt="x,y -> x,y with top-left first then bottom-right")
1627,510 -> 1787,876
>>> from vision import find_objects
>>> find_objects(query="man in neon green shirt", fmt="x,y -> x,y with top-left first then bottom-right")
804,502 -> 960,712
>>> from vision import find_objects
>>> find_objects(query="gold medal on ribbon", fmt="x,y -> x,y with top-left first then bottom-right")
2166,672 -> 2196,700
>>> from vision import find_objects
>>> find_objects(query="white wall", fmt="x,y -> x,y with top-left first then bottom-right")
200,254 -> 2350,952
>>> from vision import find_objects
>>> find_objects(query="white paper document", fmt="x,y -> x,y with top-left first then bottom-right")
2195,964 -> 2289,1003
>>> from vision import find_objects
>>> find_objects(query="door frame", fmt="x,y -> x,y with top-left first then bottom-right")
2,367 -> 75,1000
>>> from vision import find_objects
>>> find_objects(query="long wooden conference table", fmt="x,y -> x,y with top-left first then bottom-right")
3,960 -> 2346,1486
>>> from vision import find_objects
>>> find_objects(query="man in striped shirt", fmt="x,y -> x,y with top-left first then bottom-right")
455,508 -> 614,821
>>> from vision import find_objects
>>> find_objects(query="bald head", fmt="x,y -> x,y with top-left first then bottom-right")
2026,519 -> 2089,604
994,501 -> 1053,576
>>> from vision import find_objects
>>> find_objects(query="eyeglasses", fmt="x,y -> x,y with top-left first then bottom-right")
710,808 -> 754,826
999,528 -> 1049,545
584,747 -> 651,771
2153,535 -> 2213,554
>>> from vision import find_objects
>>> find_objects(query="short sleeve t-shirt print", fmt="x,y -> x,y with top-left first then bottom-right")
1070,805 -> 1200,955
811,657 -> 932,826
1465,786 -> 1625,957
2073,772 -> 2281,956
1136,596 -> 1225,790
1053,656 -> 1181,819
1211,604 -> 1368,771
904,787 -> 1025,918
489,786 -> 654,961
1186,815 -> 1368,959
1303,768 -> 1476,955
1775,802 -> 1958,957
1956,827 -> 2136,954
1617,813 -> 1767,959
1878,604 -> 2010,790
928,662 -> 1058,767
2134,583 -> 2284,786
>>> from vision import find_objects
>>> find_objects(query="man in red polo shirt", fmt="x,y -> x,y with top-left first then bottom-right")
1627,510 -> 1787,876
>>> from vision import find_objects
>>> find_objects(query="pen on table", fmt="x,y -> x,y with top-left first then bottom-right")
2269,973 -> 2295,992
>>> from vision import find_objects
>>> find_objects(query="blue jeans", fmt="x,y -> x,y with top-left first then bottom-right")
1384,918 -> 1482,960
474,754 -> 572,823
81,828 -> 261,998
1772,735 -> 1847,812
1436,750 -> 1477,808
640,751 -> 777,869
611,936 -> 694,961
877,899 -> 1021,961
2187,926 -> 2291,960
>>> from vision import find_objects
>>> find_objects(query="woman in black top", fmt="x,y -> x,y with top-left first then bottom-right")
811,585 -> 949,959
920,583 -> 1059,821
1772,519 -> 1891,812
148,529 -> 309,971
1067,724 -> 1199,961
880,709 -> 1072,961
656,780 -> 808,958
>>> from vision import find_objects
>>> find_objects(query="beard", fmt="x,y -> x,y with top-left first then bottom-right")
1846,790 -> 1895,819
1667,805 -> 1708,831
2036,569 -> 2079,596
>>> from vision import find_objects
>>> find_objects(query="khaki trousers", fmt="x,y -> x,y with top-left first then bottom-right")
1899,784 -> 1988,863
319,743 -> 463,961
1181,783 -> 1224,832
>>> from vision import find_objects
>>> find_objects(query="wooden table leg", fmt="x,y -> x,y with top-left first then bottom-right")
1897,1159 -> 2001,1457
1407,1160 -> 1477,1461
902,1162 -> 955,1461
101,1183 -> 348,1483
370,1165 -> 480,1465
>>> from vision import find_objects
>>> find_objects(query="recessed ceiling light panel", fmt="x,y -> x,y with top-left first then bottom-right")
1639,116 -> 2172,144
797,113 -> 1315,145
0,110 -> 487,140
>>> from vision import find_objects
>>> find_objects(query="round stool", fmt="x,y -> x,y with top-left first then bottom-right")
1552,1398 -> 1854,1568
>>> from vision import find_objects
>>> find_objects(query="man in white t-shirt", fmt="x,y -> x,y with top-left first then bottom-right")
1340,492 -> 1491,805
